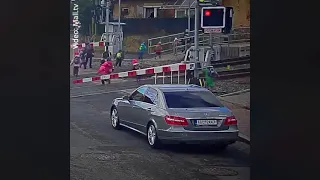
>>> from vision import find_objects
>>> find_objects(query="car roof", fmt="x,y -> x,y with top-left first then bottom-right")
143,84 -> 209,93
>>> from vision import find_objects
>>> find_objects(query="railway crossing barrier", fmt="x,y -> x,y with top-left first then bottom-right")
72,63 -> 195,85
71,41 -> 107,56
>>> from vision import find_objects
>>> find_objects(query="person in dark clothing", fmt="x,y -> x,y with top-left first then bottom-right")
84,43 -> 94,69
115,50 -> 123,67
100,59 -> 105,66
187,70 -> 205,86
102,47 -> 111,60
79,48 -> 86,68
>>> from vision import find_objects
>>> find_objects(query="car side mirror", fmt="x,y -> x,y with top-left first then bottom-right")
122,95 -> 129,100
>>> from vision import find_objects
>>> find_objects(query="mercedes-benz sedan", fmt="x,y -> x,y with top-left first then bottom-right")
110,84 -> 239,150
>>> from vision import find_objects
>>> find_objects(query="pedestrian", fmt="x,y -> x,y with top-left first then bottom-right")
84,43 -> 94,69
70,55 -> 81,77
154,42 -> 162,59
132,59 -> 141,83
203,67 -> 219,91
97,58 -> 113,85
115,50 -> 123,67
138,42 -> 147,60
173,38 -> 180,55
100,59 -> 106,66
79,48 -> 86,69
183,30 -> 191,53
102,46 -> 111,60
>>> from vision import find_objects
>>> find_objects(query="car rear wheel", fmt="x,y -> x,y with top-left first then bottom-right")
212,143 -> 228,152
147,123 -> 161,149
111,107 -> 121,130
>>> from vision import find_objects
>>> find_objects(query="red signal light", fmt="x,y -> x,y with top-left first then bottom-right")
204,10 -> 211,16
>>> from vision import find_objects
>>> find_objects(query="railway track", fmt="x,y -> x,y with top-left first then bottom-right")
211,56 -> 250,68
216,68 -> 250,80
210,56 -> 250,79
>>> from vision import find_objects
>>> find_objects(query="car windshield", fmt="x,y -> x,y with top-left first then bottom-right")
163,91 -> 223,108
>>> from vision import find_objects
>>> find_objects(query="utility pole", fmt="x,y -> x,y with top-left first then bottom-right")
187,0 -> 191,35
194,0 -> 200,78
118,0 -> 122,51
102,0 -> 110,52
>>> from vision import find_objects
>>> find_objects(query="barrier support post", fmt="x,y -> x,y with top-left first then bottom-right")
162,72 -> 165,84
177,71 -> 180,84
154,73 -> 157,84
184,70 -> 187,84
170,71 -> 173,84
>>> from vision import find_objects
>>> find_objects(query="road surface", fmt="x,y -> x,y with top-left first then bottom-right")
70,77 -> 250,180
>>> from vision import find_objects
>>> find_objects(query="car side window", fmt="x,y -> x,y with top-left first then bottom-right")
144,88 -> 158,105
130,87 -> 147,102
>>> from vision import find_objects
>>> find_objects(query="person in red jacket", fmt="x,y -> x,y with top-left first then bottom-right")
97,58 -> 113,85
154,42 -> 162,59
132,59 -> 141,83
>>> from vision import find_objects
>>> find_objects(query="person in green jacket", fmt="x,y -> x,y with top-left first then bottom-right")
138,42 -> 147,60
203,67 -> 218,90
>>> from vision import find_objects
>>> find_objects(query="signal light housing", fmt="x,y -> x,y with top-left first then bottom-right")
201,6 -> 226,28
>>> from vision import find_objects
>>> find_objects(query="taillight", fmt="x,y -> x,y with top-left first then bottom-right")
164,115 -> 189,126
224,116 -> 237,125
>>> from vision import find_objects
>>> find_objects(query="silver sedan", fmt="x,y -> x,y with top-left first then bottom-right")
110,84 -> 239,150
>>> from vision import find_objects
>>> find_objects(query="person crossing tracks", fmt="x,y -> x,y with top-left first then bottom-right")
97,58 -> 113,85
115,50 -> 124,67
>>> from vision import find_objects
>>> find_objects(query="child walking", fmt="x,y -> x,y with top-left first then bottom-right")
132,59 -> 141,83
70,55 -> 81,76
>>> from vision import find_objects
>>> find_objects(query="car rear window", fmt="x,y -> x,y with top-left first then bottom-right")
163,91 -> 223,108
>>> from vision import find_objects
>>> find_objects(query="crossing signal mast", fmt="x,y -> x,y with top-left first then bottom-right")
193,0 -> 218,78
192,0 -> 233,80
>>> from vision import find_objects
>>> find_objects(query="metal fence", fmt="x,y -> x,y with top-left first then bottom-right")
147,30 -> 202,54
147,27 -> 250,60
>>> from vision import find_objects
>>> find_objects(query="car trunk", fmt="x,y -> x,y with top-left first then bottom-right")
168,107 -> 232,131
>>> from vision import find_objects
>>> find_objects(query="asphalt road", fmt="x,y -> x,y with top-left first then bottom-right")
70,78 -> 250,180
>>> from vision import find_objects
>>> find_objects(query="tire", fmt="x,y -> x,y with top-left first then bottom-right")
147,123 -> 161,149
212,143 -> 228,152
110,107 -> 121,130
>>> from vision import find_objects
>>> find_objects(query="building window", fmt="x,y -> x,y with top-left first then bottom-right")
158,9 -> 175,18
143,7 -> 160,18
175,10 -> 186,18
122,8 -> 129,16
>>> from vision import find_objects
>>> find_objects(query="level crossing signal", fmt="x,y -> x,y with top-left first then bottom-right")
201,6 -> 226,29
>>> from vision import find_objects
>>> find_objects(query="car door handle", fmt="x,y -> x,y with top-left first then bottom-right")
132,105 -> 139,108
146,107 -> 152,111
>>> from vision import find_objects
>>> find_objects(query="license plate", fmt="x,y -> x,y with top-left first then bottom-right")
195,120 -> 218,126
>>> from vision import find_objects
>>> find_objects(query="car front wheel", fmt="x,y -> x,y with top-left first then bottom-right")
111,107 -> 121,130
